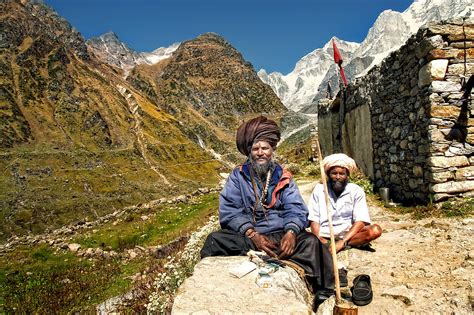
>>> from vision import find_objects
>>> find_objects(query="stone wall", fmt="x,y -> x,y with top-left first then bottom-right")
318,19 -> 474,204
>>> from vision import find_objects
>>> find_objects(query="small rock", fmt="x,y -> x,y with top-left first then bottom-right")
61,278 -> 72,284
315,295 -> 336,315
198,187 -> 210,194
68,243 -> 81,252
85,248 -> 95,257
128,250 -> 138,259
382,285 -> 414,305
175,195 -> 187,203
466,251 -> 474,260
101,251 -> 111,260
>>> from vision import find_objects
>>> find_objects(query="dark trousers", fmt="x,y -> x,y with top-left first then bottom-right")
200,229 -> 334,290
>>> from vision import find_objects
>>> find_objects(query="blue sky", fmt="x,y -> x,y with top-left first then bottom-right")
44,0 -> 414,74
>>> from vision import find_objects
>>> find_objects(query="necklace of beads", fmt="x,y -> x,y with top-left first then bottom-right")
260,170 -> 272,205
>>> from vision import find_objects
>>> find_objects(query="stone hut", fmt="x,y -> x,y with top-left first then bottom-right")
318,19 -> 474,204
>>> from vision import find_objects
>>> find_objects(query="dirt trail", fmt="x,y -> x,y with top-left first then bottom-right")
297,180 -> 474,314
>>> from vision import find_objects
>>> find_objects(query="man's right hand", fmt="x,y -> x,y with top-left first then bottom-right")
251,234 -> 278,257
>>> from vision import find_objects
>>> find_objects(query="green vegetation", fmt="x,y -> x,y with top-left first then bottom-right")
287,161 -> 321,181
0,249 -> 125,313
74,193 -> 219,251
277,126 -> 314,164
0,193 -> 219,313
0,147 -> 220,241
389,197 -> 474,220
350,171 -> 374,195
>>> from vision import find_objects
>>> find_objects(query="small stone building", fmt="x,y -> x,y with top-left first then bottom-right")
318,19 -> 474,204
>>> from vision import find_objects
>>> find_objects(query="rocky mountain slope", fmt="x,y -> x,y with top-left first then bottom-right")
0,0 -> 286,241
258,38 -> 359,112
259,0 -> 473,112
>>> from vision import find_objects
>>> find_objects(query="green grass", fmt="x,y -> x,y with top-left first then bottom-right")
74,193 -> 218,251
0,249 -> 128,313
0,192 -> 219,313
0,148 -> 220,241
389,197 -> 474,220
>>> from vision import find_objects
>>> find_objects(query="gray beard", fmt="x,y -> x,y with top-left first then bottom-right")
330,179 -> 348,193
251,159 -> 273,180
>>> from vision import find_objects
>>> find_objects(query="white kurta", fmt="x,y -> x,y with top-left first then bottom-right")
307,182 -> 371,238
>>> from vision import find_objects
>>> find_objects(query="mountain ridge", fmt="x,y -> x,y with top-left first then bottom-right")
259,0 -> 473,112
87,31 -> 180,73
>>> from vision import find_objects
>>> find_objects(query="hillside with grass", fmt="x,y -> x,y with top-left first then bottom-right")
0,0 -> 287,241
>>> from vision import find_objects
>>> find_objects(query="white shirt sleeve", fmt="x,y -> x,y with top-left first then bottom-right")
307,184 -> 321,223
352,186 -> 371,224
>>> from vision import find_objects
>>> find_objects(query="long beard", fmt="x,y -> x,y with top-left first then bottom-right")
330,178 -> 348,193
251,159 -> 274,180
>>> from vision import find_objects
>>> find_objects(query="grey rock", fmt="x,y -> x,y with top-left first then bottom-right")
171,256 -> 312,314
381,285 -> 414,305
68,243 -> 81,252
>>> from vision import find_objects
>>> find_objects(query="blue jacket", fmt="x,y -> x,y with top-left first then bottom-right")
219,162 -> 308,235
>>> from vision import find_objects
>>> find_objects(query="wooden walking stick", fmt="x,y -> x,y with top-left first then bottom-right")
315,139 -> 357,314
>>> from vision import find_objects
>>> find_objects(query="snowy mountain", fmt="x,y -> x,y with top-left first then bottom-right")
259,0 -> 473,112
258,38 -> 359,112
87,32 -> 179,72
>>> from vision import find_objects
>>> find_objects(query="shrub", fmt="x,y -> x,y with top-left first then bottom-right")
285,163 -> 301,175
350,171 -> 373,195
441,198 -> 473,217
305,164 -> 320,177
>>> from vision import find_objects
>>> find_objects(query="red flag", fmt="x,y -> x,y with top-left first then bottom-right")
332,39 -> 343,65
332,39 -> 348,87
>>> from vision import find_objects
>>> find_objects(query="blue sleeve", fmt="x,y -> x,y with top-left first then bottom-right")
219,169 -> 254,234
279,180 -> 309,233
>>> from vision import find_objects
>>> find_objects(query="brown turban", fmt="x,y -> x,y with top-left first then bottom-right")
236,116 -> 281,156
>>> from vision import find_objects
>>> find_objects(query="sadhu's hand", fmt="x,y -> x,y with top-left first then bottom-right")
251,234 -> 278,257
278,231 -> 296,259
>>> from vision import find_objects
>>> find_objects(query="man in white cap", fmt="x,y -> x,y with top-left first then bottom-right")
307,153 -> 382,289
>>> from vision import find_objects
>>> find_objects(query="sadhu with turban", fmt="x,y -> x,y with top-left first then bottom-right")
201,116 -> 335,304
307,153 -> 382,306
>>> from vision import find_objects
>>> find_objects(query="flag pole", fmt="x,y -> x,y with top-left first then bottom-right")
315,37 -> 357,314
315,138 -> 341,302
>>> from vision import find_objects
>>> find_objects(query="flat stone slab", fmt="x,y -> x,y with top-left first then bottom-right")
172,256 -> 312,314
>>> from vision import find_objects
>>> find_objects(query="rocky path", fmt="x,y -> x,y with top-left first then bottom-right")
297,179 -> 473,314
116,84 -> 170,185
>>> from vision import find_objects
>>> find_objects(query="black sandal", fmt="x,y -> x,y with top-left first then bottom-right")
351,274 -> 373,306
312,288 -> 334,312
338,268 -> 348,287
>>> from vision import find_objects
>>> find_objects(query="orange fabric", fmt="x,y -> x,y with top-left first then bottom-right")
267,168 -> 292,208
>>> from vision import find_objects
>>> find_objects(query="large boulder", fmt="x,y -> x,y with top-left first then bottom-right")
172,256 -> 313,314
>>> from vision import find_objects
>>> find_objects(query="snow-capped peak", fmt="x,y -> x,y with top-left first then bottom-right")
87,32 -> 180,71
259,0 -> 473,112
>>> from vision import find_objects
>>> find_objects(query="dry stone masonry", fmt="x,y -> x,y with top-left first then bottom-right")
318,19 -> 474,204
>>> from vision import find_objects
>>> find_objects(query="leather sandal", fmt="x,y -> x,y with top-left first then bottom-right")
338,268 -> 348,287
351,274 -> 373,306
312,288 -> 334,311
